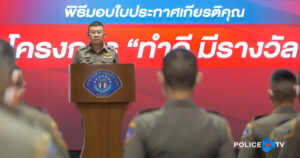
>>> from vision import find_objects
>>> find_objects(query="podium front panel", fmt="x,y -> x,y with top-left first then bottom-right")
69,64 -> 135,103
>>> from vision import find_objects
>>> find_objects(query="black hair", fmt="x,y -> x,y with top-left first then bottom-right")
88,21 -> 104,32
0,39 -> 15,71
270,69 -> 296,102
162,48 -> 197,90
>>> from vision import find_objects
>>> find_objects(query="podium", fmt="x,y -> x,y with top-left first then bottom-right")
69,64 -> 135,158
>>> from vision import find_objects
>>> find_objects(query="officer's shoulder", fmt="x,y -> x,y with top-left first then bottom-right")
206,110 -> 222,117
204,109 -> 229,127
275,118 -> 294,128
254,114 -> 269,120
205,110 -> 226,121
136,108 -> 161,121
105,44 -> 117,52
133,108 -> 161,126
0,108 -> 53,158
77,45 -> 89,52
138,108 -> 160,116
250,114 -> 270,127
20,103 -> 47,113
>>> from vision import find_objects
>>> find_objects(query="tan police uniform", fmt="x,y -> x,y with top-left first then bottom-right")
123,99 -> 235,158
237,106 -> 298,158
266,115 -> 299,158
277,115 -> 300,158
17,103 -> 70,158
0,105 -> 56,158
72,43 -> 119,64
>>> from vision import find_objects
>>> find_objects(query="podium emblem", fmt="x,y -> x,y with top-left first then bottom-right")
84,70 -> 122,97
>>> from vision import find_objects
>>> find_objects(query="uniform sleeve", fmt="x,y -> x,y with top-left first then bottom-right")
278,119 -> 300,158
33,132 -> 58,158
113,49 -> 119,64
217,119 -> 236,158
123,118 -> 146,158
265,130 -> 280,158
266,121 -> 292,158
72,50 -> 80,64
48,119 -> 70,158
237,122 -> 257,158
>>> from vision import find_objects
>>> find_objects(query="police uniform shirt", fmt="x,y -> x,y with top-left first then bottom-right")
238,106 -> 298,158
123,99 -> 235,158
18,103 -> 70,158
277,116 -> 300,158
0,106 -> 56,158
72,43 -> 119,64
266,115 -> 299,158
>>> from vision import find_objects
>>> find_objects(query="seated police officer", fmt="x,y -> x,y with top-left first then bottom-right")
123,48 -> 235,158
0,39 -> 56,158
10,66 -> 70,158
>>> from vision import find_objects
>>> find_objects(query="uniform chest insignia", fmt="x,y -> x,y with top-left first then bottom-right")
85,53 -> 91,58
103,52 -> 113,58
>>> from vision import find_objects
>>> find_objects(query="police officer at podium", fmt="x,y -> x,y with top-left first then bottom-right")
73,21 -> 119,64
123,48 -> 235,158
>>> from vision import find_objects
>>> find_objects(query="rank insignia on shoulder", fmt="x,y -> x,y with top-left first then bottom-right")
125,121 -> 137,143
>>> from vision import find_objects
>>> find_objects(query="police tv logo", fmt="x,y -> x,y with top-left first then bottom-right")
262,138 -> 276,152
84,70 -> 122,97
234,138 -> 285,152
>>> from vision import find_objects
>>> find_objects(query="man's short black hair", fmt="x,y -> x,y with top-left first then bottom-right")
270,69 -> 296,102
162,48 -> 197,90
88,21 -> 104,32
0,39 -> 16,101
0,39 -> 15,71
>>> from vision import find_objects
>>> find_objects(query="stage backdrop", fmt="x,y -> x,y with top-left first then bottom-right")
0,0 -> 300,150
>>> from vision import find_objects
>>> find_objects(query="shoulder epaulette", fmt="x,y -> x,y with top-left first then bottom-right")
105,44 -> 116,51
276,118 -> 294,127
31,105 -> 47,113
78,45 -> 87,51
138,108 -> 159,115
21,103 -> 47,113
206,110 -> 221,116
254,114 -> 269,120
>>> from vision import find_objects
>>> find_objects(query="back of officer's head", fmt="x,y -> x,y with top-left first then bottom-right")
0,39 -> 16,101
162,48 -> 197,90
270,69 -> 296,102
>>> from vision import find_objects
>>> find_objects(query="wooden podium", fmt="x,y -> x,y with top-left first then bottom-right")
69,64 -> 135,158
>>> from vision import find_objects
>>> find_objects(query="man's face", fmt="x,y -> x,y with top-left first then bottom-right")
88,26 -> 105,45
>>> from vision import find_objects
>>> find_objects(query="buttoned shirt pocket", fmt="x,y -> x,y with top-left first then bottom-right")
100,55 -> 114,63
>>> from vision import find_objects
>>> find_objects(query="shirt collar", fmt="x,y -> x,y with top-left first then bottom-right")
163,99 -> 197,109
88,43 -> 108,54
273,106 -> 298,114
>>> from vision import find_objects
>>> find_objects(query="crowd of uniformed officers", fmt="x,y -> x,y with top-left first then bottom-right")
0,38 -> 299,158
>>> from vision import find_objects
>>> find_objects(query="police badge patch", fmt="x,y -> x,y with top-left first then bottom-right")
284,119 -> 297,139
125,121 -> 137,143
84,70 -> 122,97
242,123 -> 253,139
